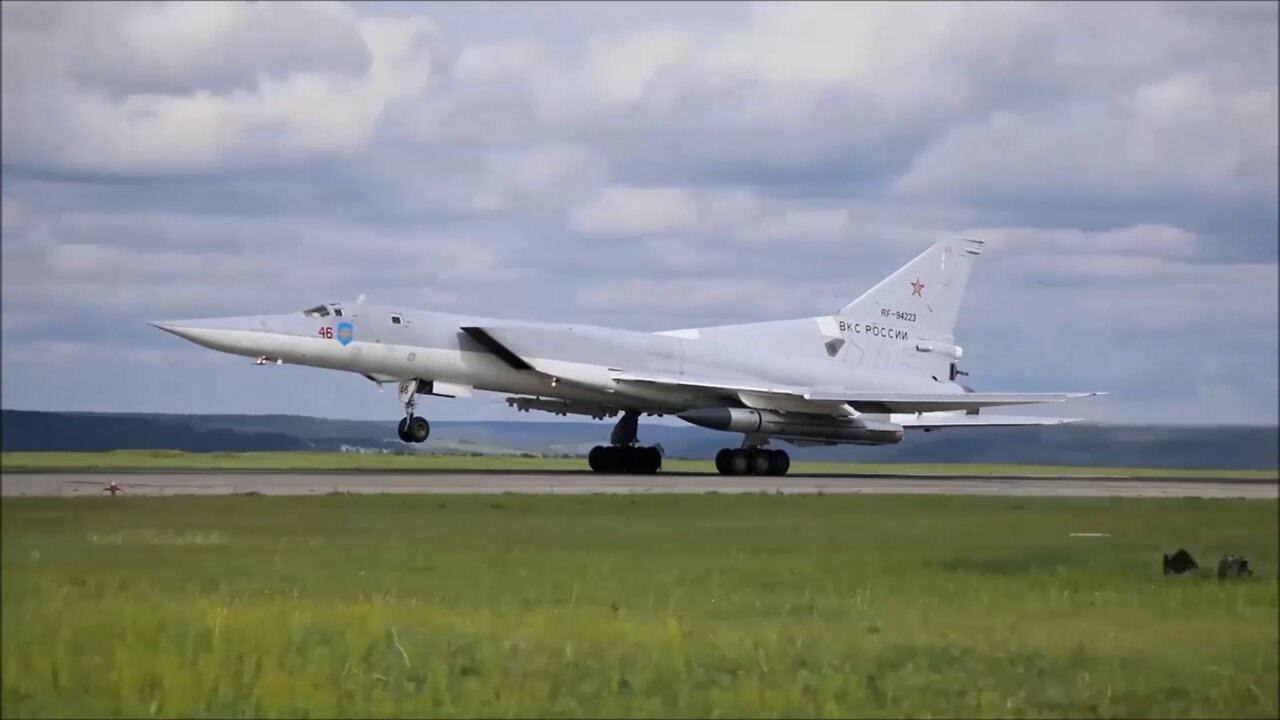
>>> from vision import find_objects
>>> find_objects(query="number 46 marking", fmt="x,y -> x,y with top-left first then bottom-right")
318,327 -> 333,339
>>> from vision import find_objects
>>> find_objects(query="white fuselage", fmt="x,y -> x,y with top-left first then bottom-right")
152,300 -> 963,417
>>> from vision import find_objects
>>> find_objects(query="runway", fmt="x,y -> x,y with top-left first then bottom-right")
2,471 -> 1275,499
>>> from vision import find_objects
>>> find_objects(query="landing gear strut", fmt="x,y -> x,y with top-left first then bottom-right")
395,396 -> 430,444
587,410 -> 663,474
714,446 -> 790,476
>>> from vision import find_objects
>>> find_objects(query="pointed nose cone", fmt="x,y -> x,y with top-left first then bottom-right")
149,320 -> 193,339
149,319 -> 225,346
148,316 -> 275,355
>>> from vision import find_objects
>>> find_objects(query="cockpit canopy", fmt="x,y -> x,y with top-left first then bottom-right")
301,302 -> 346,318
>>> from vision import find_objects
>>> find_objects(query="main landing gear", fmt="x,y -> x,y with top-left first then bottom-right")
714,447 -> 790,476
588,444 -> 662,474
396,396 -> 430,444
587,410 -> 663,474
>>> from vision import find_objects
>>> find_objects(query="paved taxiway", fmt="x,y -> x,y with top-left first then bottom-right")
2,471 -> 1275,498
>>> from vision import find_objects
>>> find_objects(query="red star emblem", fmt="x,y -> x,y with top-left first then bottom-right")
910,277 -> 925,297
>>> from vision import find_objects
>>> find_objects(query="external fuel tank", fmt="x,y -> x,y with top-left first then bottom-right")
677,407 -> 904,445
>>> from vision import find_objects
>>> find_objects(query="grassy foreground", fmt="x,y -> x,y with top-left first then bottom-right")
2,494 -> 1277,718
3,450 -> 1277,479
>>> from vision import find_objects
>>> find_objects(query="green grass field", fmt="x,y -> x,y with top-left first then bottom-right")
3,450 -> 1277,479
2,494 -> 1276,718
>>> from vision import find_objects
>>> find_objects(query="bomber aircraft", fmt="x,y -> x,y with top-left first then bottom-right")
152,238 -> 1103,475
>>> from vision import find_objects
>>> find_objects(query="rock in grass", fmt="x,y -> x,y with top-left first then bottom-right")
1216,555 -> 1253,579
1163,548 -> 1198,576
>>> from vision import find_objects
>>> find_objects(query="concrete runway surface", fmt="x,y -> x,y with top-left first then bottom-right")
2,471 -> 1276,498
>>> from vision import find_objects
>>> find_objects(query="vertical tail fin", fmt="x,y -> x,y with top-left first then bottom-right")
838,238 -> 984,339
834,238 -> 985,378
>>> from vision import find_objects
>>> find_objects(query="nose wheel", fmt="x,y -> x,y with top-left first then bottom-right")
397,415 -> 430,443
715,448 -> 790,476
395,397 -> 430,444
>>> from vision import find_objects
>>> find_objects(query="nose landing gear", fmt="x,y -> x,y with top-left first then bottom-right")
395,395 -> 430,444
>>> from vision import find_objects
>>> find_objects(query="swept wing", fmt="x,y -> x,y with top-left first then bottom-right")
612,371 -> 1103,414
458,324 -> 1103,420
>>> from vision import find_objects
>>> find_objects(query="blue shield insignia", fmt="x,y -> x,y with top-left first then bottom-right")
336,321 -> 354,346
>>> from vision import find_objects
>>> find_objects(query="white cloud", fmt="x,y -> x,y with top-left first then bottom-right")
587,27 -> 696,106
1,196 -> 30,236
570,185 -> 771,240
578,276 -> 826,319
0,340 -> 202,369
570,186 -> 702,238
1,2 -> 439,173
738,208 -> 852,245
970,224 -> 1201,260
0,308 -> 46,333
453,40 -> 555,85
485,144 -> 603,197
701,2 -> 997,102
66,1 -> 372,96
1071,263 -> 1277,328
638,237 -> 733,273
0,202 -> 528,321
894,70 -> 1279,202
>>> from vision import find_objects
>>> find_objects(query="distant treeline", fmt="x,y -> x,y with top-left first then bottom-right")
0,410 -> 388,454
1,409 -> 1276,469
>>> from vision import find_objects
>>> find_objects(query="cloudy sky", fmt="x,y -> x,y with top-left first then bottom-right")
2,0 -> 1276,426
